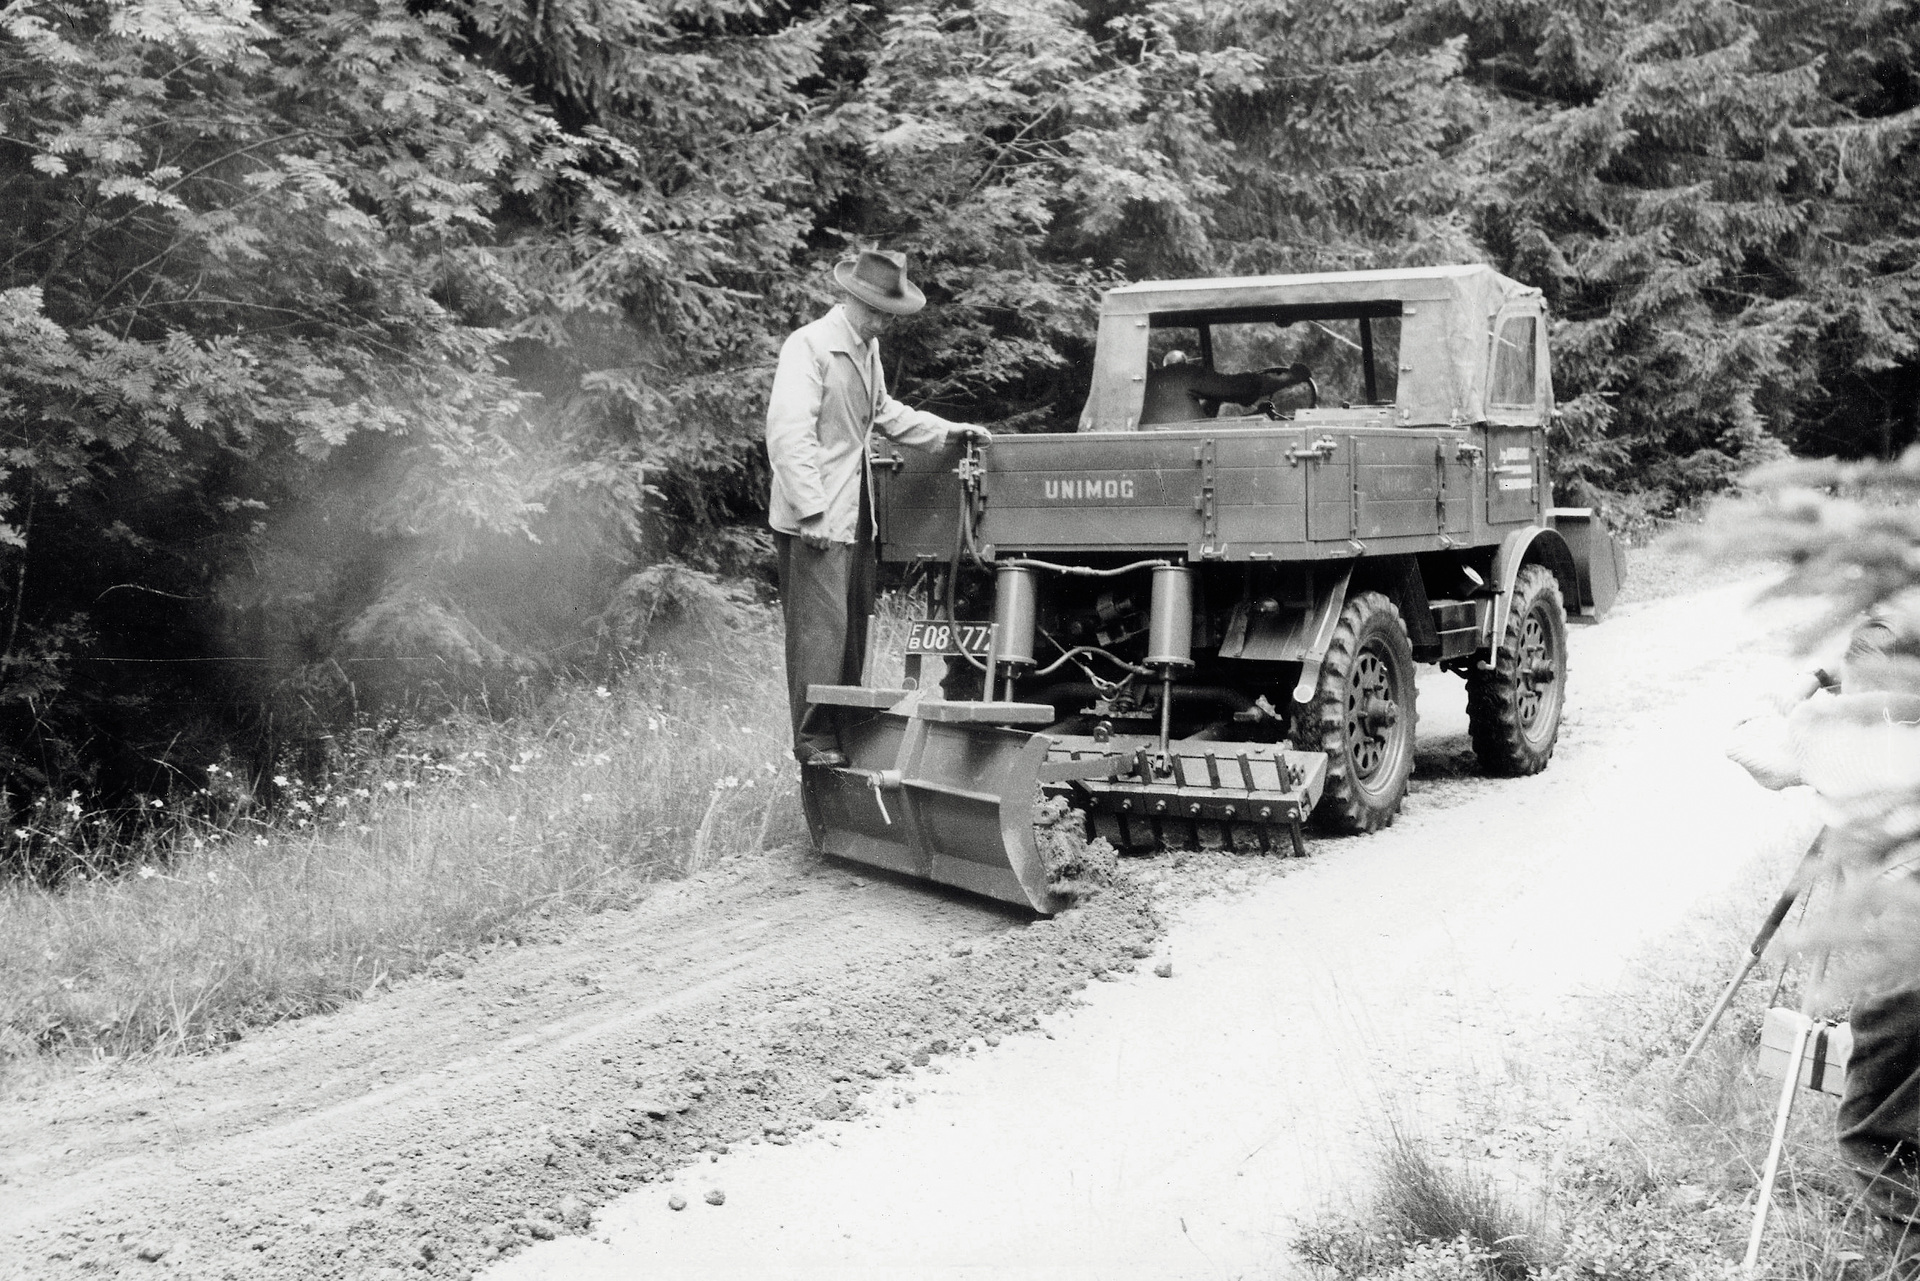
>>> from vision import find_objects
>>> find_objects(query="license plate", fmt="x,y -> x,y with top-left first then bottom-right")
905,620 -> 995,657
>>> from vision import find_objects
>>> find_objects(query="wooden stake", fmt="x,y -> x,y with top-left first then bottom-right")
1744,948 -> 1831,1272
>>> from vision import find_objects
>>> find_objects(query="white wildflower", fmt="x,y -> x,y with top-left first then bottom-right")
138,865 -> 158,879
273,774 -> 289,787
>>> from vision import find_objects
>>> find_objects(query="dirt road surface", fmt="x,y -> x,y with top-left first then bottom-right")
0,567 -> 1818,1280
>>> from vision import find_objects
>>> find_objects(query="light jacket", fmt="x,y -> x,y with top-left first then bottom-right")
765,305 -> 963,543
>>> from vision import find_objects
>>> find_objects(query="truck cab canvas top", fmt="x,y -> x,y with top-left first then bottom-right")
1078,263 -> 1550,432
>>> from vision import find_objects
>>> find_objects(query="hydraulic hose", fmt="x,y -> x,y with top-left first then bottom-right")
1030,644 -> 1154,679
955,446 -> 1171,580
1001,556 -> 1173,578
943,482 -> 989,673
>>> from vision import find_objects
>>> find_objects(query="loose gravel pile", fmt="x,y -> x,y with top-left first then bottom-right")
1034,795 -> 1119,901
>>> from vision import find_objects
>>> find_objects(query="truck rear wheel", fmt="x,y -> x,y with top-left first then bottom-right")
1297,591 -> 1417,833
1468,563 -> 1567,776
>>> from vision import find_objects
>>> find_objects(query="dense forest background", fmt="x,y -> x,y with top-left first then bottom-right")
1,0 -> 1916,812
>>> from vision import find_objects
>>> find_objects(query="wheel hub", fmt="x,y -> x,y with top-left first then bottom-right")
1362,696 -> 1398,731
1345,643 -> 1404,783
1517,611 -> 1559,730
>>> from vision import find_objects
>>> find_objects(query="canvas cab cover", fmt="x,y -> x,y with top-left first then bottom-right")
1078,264 -> 1550,432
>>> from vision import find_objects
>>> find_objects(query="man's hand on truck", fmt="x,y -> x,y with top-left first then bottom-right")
948,425 -> 993,448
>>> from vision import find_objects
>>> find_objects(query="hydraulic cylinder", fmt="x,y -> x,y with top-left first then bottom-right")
1146,566 -> 1194,668
992,565 -> 1038,668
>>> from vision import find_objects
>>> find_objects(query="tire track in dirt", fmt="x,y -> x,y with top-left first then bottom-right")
0,851 -> 1159,1279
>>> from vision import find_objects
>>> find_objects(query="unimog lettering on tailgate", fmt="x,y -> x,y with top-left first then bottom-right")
1043,477 -> 1137,501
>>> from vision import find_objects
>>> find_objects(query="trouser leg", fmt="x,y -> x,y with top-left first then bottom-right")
776,532 -> 853,760
1838,982 -> 1920,1231
842,481 -> 876,688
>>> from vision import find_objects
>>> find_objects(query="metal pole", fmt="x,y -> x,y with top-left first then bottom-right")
1156,671 -> 1173,764
1679,830 -> 1826,1074
982,623 -> 998,706
1682,955 -> 1766,1074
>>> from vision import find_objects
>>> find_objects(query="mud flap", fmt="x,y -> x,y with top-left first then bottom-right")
1549,508 -> 1624,621
800,688 -> 1066,915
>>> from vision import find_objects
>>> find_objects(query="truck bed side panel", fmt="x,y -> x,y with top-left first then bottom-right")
872,424 -> 1547,563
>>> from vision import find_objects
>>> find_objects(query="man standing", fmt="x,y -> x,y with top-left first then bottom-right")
765,249 -> 988,767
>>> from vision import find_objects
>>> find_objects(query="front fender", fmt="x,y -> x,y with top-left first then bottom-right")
1485,526 -> 1580,654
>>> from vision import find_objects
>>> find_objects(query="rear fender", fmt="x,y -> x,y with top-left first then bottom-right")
1486,526 -> 1580,656
1288,565 -> 1353,705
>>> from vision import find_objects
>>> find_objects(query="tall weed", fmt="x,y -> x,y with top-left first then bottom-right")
0,616 -> 799,1073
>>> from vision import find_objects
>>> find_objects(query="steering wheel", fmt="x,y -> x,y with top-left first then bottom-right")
1255,364 -> 1318,418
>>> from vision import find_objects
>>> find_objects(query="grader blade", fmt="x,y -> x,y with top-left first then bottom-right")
799,686 -> 1067,915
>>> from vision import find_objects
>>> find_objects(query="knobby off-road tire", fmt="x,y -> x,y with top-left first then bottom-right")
1467,563 -> 1568,776
1296,591 -> 1418,834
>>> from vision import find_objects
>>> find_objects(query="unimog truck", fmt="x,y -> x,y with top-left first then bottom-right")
799,264 -> 1625,914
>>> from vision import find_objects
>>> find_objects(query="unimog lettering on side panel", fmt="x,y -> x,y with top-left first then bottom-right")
802,264 -> 1626,914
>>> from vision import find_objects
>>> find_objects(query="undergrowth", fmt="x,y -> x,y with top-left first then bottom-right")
0,613 -> 802,1075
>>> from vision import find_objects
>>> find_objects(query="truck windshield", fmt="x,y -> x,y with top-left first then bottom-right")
1211,317 -> 1399,408
1138,311 -> 1402,427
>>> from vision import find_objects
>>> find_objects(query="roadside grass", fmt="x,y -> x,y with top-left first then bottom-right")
1616,524 -> 1761,609
0,616 -> 800,1079
1295,1116 -> 1551,1281
1295,834 -> 1908,1281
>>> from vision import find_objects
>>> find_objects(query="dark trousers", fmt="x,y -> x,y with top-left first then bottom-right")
775,488 -> 874,759
1838,981 -> 1920,1227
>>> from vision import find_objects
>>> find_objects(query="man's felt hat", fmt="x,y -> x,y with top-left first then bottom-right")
833,249 -> 926,316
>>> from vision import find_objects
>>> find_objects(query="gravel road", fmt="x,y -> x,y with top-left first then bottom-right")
0,563 -> 1818,1280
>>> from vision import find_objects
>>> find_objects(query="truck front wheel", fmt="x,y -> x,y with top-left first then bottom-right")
1298,591 -> 1417,833
1467,563 -> 1568,776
